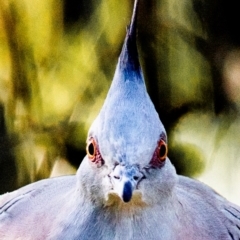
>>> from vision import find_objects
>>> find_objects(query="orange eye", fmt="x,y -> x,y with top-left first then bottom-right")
157,139 -> 168,162
86,138 -> 96,160
86,138 -> 104,167
149,138 -> 168,168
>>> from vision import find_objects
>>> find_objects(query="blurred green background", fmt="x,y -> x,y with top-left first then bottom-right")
0,0 -> 239,204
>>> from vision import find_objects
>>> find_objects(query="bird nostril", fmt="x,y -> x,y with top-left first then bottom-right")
114,176 -> 120,180
133,176 -> 139,181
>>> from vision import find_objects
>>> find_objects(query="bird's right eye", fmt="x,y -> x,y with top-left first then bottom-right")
86,138 -> 96,160
86,138 -> 104,167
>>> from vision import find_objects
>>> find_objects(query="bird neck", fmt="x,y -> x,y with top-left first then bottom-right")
54,187 -> 180,240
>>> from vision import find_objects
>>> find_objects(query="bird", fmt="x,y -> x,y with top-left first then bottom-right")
0,0 -> 240,239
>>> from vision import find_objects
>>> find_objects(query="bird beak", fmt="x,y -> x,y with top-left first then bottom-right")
109,165 -> 143,203
113,177 -> 134,202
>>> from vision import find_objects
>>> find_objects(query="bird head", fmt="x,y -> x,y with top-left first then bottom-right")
77,0 -> 177,207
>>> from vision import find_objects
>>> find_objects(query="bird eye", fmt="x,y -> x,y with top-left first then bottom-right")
86,138 -> 104,167
157,139 -> 168,162
149,139 -> 168,168
86,138 -> 96,160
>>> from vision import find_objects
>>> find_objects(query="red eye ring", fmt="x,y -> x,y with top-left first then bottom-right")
149,139 -> 168,168
86,138 -> 97,161
86,138 -> 105,167
157,139 -> 168,162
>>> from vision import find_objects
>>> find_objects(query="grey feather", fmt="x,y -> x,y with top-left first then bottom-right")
0,0 -> 239,239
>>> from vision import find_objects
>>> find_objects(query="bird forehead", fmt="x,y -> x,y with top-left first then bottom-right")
114,164 -> 139,175
88,75 -> 165,166
101,82 -> 161,133
95,101 -> 163,165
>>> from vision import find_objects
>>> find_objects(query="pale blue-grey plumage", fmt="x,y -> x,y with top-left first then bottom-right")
0,0 -> 240,239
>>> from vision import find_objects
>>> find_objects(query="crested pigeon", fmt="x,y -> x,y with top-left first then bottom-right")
0,0 -> 240,239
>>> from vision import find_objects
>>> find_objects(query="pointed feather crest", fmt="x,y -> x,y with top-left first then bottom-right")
119,0 -> 140,74
88,0 -> 166,167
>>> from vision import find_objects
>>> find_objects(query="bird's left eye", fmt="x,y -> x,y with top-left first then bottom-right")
157,139 -> 168,162
149,138 -> 168,168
